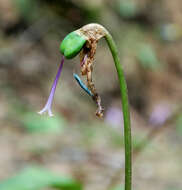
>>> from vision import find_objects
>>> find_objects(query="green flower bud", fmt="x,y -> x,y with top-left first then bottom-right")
60,31 -> 86,59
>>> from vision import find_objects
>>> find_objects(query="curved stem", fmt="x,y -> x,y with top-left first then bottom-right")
105,33 -> 132,190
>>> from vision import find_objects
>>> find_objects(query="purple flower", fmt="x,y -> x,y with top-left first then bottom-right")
38,56 -> 64,117
149,103 -> 171,126
105,107 -> 124,128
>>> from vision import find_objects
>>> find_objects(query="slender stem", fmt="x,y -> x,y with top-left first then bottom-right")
105,33 -> 132,190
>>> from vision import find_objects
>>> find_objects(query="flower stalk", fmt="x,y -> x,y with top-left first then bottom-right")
105,33 -> 132,190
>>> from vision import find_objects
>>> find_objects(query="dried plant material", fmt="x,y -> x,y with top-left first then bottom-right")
76,23 -> 108,42
77,24 -> 107,117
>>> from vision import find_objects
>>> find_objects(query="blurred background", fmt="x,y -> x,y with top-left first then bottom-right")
0,0 -> 182,190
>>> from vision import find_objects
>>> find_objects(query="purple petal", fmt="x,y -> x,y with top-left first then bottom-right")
38,56 -> 64,117
80,54 -> 87,67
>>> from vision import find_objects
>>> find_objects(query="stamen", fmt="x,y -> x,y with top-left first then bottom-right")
38,56 -> 64,117
73,73 -> 93,97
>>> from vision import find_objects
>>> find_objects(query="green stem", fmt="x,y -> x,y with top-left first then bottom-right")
105,33 -> 132,190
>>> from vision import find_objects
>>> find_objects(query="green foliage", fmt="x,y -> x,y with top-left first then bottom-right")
22,112 -> 66,133
136,43 -> 161,69
60,32 -> 86,59
0,166 -> 82,190
14,0 -> 39,22
117,0 -> 138,18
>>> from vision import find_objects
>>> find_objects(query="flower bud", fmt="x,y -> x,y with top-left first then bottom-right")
60,31 -> 86,59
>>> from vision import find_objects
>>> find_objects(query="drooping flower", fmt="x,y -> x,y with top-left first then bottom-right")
39,24 -> 107,117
